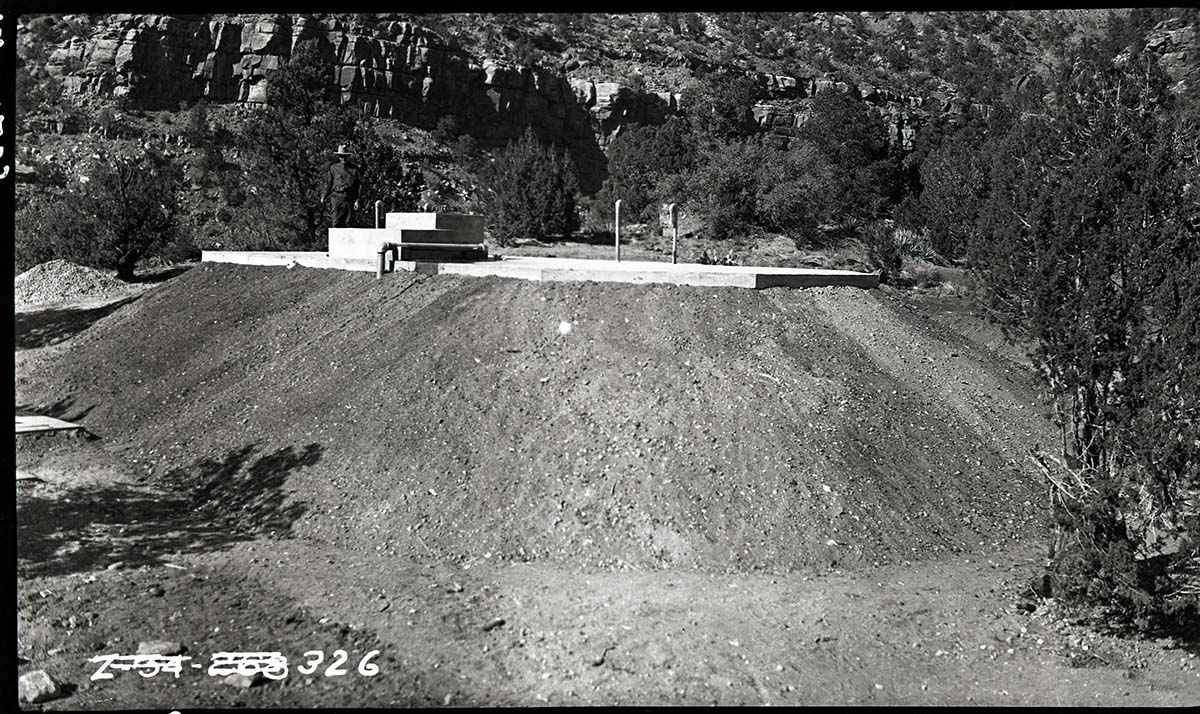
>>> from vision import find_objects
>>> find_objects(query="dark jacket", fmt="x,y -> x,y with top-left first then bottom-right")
324,161 -> 361,202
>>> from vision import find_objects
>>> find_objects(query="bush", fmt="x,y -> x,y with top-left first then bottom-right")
15,149 -> 183,278
967,38 -> 1200,632
679,137 -> 834,244
349,120 -> 424,224
892,194 -> 925,231
891,227 -> 941,264
796,89 -> 898,225
477,128 -> 580,245
14,192 -> 95,273
594,117 -> 697,224
864,221 -> 902,283
919,123 -> 993,258
452,134 -> 481,166
234,40 -> 356,248
433,115 -> 462,143
77,150 -> 184,279
681,69 -> 763,144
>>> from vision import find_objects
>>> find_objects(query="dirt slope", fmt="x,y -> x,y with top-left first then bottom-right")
15,263 -> 1060,573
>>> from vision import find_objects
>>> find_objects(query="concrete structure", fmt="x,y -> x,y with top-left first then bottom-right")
201,251 -> 880,290
329,212 -> 487,263
16,415 -> 88,435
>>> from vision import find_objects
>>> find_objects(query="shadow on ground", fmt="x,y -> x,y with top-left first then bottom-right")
16,442 -> 322,579
14,295 -> 140,351
15,396 -> 97,423
128,264 -> 193,284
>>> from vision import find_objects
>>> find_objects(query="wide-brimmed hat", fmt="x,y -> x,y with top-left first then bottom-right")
333,144 -> 355,156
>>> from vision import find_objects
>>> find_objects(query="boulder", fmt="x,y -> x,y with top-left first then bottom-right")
136,640 -> 185,656
19,670 -> 66,704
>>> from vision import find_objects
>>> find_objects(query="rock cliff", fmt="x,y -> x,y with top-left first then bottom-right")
39,13 -> 1048,191
48,14 -> 688,191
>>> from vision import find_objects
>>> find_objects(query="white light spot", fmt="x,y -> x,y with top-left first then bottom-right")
558,320 -> 572,335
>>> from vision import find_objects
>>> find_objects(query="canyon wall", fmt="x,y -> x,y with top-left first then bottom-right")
44,14 -> 950,192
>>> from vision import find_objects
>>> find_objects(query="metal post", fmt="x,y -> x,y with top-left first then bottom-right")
614,199 -> 622,263
375,200 -> 383,228
668,203 -> 679,265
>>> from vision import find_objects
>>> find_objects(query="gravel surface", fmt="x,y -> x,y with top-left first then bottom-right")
14,260 -> 130,309
16,265 -> 1198,708
16,263 -> 1061,574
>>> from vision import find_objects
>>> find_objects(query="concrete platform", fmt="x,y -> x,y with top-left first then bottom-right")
203,251 -> 378,272
385,212 -> 485,234
202,251 -> 879,289
16,415 -> 88,435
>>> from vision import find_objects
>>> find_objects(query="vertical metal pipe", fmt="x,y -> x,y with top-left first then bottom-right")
377,242 -> 388,280
614,199 -> 622,263
669,203 -> 679,264
375,200 -> 383,228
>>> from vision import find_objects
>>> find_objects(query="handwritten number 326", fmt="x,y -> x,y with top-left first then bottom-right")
297,650 -> 381,677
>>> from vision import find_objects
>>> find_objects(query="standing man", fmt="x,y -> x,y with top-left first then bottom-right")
321,144 -> 361,227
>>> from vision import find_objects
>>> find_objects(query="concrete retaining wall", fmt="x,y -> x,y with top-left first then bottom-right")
202,252 -> 881,290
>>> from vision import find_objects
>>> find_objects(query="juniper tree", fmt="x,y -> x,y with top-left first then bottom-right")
969,41 -> 1199,628
477,128 -> 580,245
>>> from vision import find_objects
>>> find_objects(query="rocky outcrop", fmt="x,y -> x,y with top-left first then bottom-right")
46,14 -> 686,192
1145,17 -> 1198,92
749,73 -> 937,149
42,14 -> 969,190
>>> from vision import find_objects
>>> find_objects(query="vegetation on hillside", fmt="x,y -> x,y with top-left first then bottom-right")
914,19 -> 1199,631
476,128 -> 580,246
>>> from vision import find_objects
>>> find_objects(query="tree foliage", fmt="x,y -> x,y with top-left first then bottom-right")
677,137 -> 833,245
16,149 -> 184,279
477,128 -> 580,245
918,119 -> 993,257
233,40 -> 357,249
796,89 -> 897,226
968,42 -> 1200,629
681,69 -> 763,145
594,117 -> 697,222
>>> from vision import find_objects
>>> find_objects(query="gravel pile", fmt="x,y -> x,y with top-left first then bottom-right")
17,263 -> 1059,573
14,260 -> 128,307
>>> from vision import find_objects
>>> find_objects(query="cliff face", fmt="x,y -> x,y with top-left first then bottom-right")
46,14 -> 684,192
42,14 -> 968,192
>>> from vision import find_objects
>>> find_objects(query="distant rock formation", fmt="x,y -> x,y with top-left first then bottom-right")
42,13 -> 1056,191
46,14 -> 685,192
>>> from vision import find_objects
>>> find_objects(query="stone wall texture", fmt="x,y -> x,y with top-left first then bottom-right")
44,14 -> 980,192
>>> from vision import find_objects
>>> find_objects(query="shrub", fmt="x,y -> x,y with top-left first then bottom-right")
679,137 -> 834,244
919,123 -> 994,258
15,149 -> 183,278
864,221 -> 902,283
14,192 -> 94,273
892,193 -> 925,232
891,227 -> 941,264
968,38 -> 1200,632
234,40 -> 356,248
452,134 -> 481,166
76,149 -> 184,279
681,69 -> 763,145
797,88 -> 897,226
433,115 -> 462,143
594,117 -> 697,223
477,127 -> 580,245
349,120 -> 424,224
